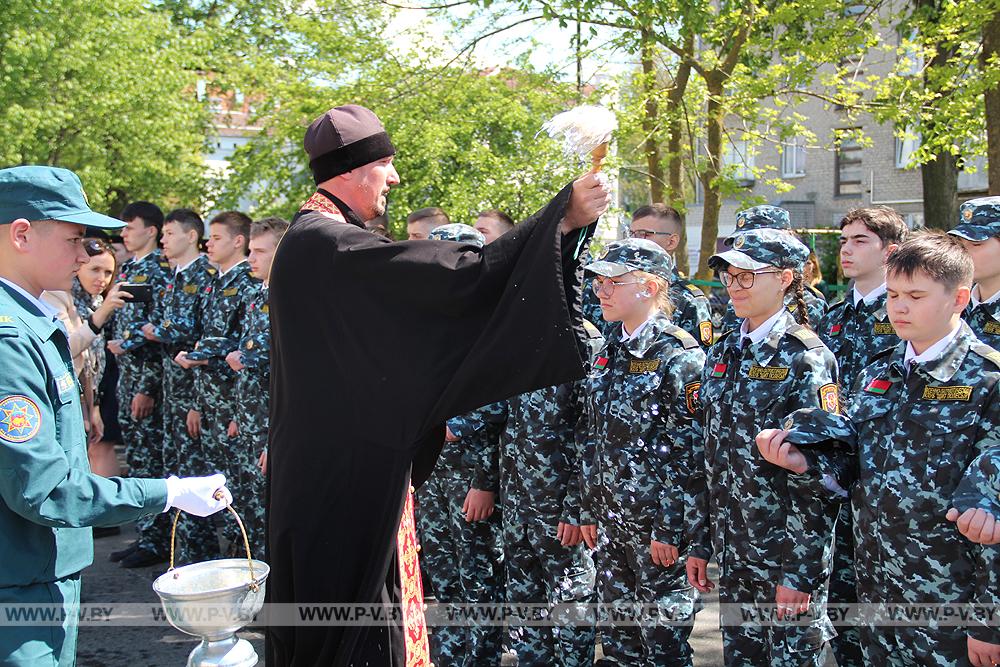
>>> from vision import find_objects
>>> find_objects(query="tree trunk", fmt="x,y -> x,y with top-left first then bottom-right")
921,153 -> 958,228
666,34 -> 695,277
984,11 -> 1000,195
696,76 -> 725,281
640,30 -> 665,203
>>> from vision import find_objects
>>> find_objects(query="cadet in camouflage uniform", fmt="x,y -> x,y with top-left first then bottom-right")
501,323 -> 604,667
815,206 -> 907,667
584,204 -> 714,347
583,239 -> 705,666
718,206 -> 827,334
949,450 -> 1000,546
758,232 -> 1000,667
686,228 -> 842,666
106,201 -> 172,567
948,197 -> 1000,348
141,209 -> 221,563
175,211 -> 258,555
225,218 -> 287,559
415,223 -> 505,666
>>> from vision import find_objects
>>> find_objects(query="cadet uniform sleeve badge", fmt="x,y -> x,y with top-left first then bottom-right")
0,395 -> 41,443
819,383 -> 841,414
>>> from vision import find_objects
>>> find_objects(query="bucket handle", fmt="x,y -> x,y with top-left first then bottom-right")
168,490 -> 260,592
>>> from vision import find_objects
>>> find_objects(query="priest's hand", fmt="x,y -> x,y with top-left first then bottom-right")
556,522 -> 583,547
561,172 -> 612,234
463,488 -> 495,522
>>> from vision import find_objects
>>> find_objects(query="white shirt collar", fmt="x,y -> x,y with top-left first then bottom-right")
903,321 -> 963,371
621,316 -> 653,342
739,307 -> 786,346
971,283 -> 1000,308
219,259 -> 247,277
852,282 -> 887,307
132,250 -> 155,264
0,277 -> 61,319
174,255 -> 200,275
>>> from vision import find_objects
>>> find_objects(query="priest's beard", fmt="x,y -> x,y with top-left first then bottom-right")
358,184 -> 389,220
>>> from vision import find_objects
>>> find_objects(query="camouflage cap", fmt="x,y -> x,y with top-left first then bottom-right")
948,197 -> 1000,242
725,205 -> 791,246
428,223 -> 486,247
584,238 -> 675,281
709,228 -> 810,272
781,408 -> 853,448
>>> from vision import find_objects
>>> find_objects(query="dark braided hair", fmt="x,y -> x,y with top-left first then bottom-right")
787,271 -> 810,327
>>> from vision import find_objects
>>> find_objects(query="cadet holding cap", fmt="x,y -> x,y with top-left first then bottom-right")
582,239 -> 705,665
949,196 -> 1000,347
685,228 -> 843,666
719,206 -> 827,333
0,166 -> 232,667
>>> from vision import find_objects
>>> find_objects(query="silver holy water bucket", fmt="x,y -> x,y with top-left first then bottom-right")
153,499 -> 269,667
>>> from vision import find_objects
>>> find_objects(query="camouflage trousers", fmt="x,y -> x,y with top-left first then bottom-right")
859,624 -> 970,666
829,503 -> 863,667
719,566 -> 833,667
414,472 -> 504,667
234,422 -> 266,560
503,521 -> 596,667
594,520 -> 698,667
162,357 -> 220,563
197,371 -> 258,556
116,354 -> 170,556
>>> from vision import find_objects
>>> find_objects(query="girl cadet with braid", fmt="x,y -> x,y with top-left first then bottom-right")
685,228 -> 844,667
583,238 -> 705,666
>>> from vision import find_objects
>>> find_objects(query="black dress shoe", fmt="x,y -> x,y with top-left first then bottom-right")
109,541 -> 139,562
93,526 -> 121,539
120,547 -> 167,569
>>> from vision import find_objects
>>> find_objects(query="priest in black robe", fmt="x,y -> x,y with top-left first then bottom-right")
266,104 -> 612,667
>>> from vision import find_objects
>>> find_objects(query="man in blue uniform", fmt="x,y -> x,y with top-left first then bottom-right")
0,166 -> 231,666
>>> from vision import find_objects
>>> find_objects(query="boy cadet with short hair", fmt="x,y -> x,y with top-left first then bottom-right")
225,217 -> 288,559
815,206 -> 907,667
757,231 -> 1000,667
105,201 -> 173,568
582,204 -> 714,347
717,206 -> 827,333
948,197 -> 1000,347
140,208 -> 220,562
409,223 -> 508,666
175,211 -> 259,554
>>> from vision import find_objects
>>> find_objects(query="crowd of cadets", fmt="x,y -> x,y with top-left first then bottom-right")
100,204 -> 286,568
415,201 -> 1000,667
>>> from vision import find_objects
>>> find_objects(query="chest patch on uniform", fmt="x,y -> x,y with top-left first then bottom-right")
261,304 -> 269,314
747,365 -> 790,381
0,395 -> 41,443
222,287 -> 238,297
699,321 -> 713,345
183,284 -> 198,294
685,382 -> 701,414
628,359 -> 660,374
56,372 -> 75,397
710,362 -> 727,378
865,378 -> 892,394
131,275 -> 148,284
819,383 -> 841,414
983,321 -> 1000,335
829,324 -> 842,337
873,322 -> 896,335
921,385 -> 973,401
594,356 -> 609,370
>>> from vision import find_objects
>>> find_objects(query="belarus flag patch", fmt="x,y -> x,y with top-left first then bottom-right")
594,356 -> 609,370
865,378 -> 892,394
829,324 -> 842,337
710,363 -> 727,378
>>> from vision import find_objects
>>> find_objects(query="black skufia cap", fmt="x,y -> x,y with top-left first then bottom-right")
304,105 -> 396,184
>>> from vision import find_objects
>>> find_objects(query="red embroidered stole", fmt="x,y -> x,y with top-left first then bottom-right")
397,490 -> 430,666
299,192 -> 347,222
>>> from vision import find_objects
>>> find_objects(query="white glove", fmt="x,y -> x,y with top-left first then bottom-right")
164,474 -> 232,516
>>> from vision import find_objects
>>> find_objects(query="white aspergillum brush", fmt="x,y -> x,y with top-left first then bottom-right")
541,105 -> 618,173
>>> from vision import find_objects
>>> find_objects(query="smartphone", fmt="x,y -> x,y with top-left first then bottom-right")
119,283 -> 153,303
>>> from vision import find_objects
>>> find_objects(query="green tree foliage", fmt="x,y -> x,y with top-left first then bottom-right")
0,0 -> 209,213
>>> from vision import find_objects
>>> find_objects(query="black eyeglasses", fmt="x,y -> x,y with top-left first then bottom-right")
719,270 -> 782,289
84,239 -> 111,257
625,228 -> 676,240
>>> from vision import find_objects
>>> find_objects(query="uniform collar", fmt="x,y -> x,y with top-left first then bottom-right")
622,311 -> 670,358
0,279 -> 60,341
739,306 -> 786,347
971,283 -> 1000,308
173,254 -> 201,275
853,282 -> 887,308
903,321 -> 969,383
219,258 -> 248,277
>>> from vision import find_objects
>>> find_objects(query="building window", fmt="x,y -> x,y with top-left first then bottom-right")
898,29 -> 924,76
835,129 -> 863,196
895,127 -> 920,169
781,137 -> 806,177
958,154 -> 989,192
724,139 -> 755,186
